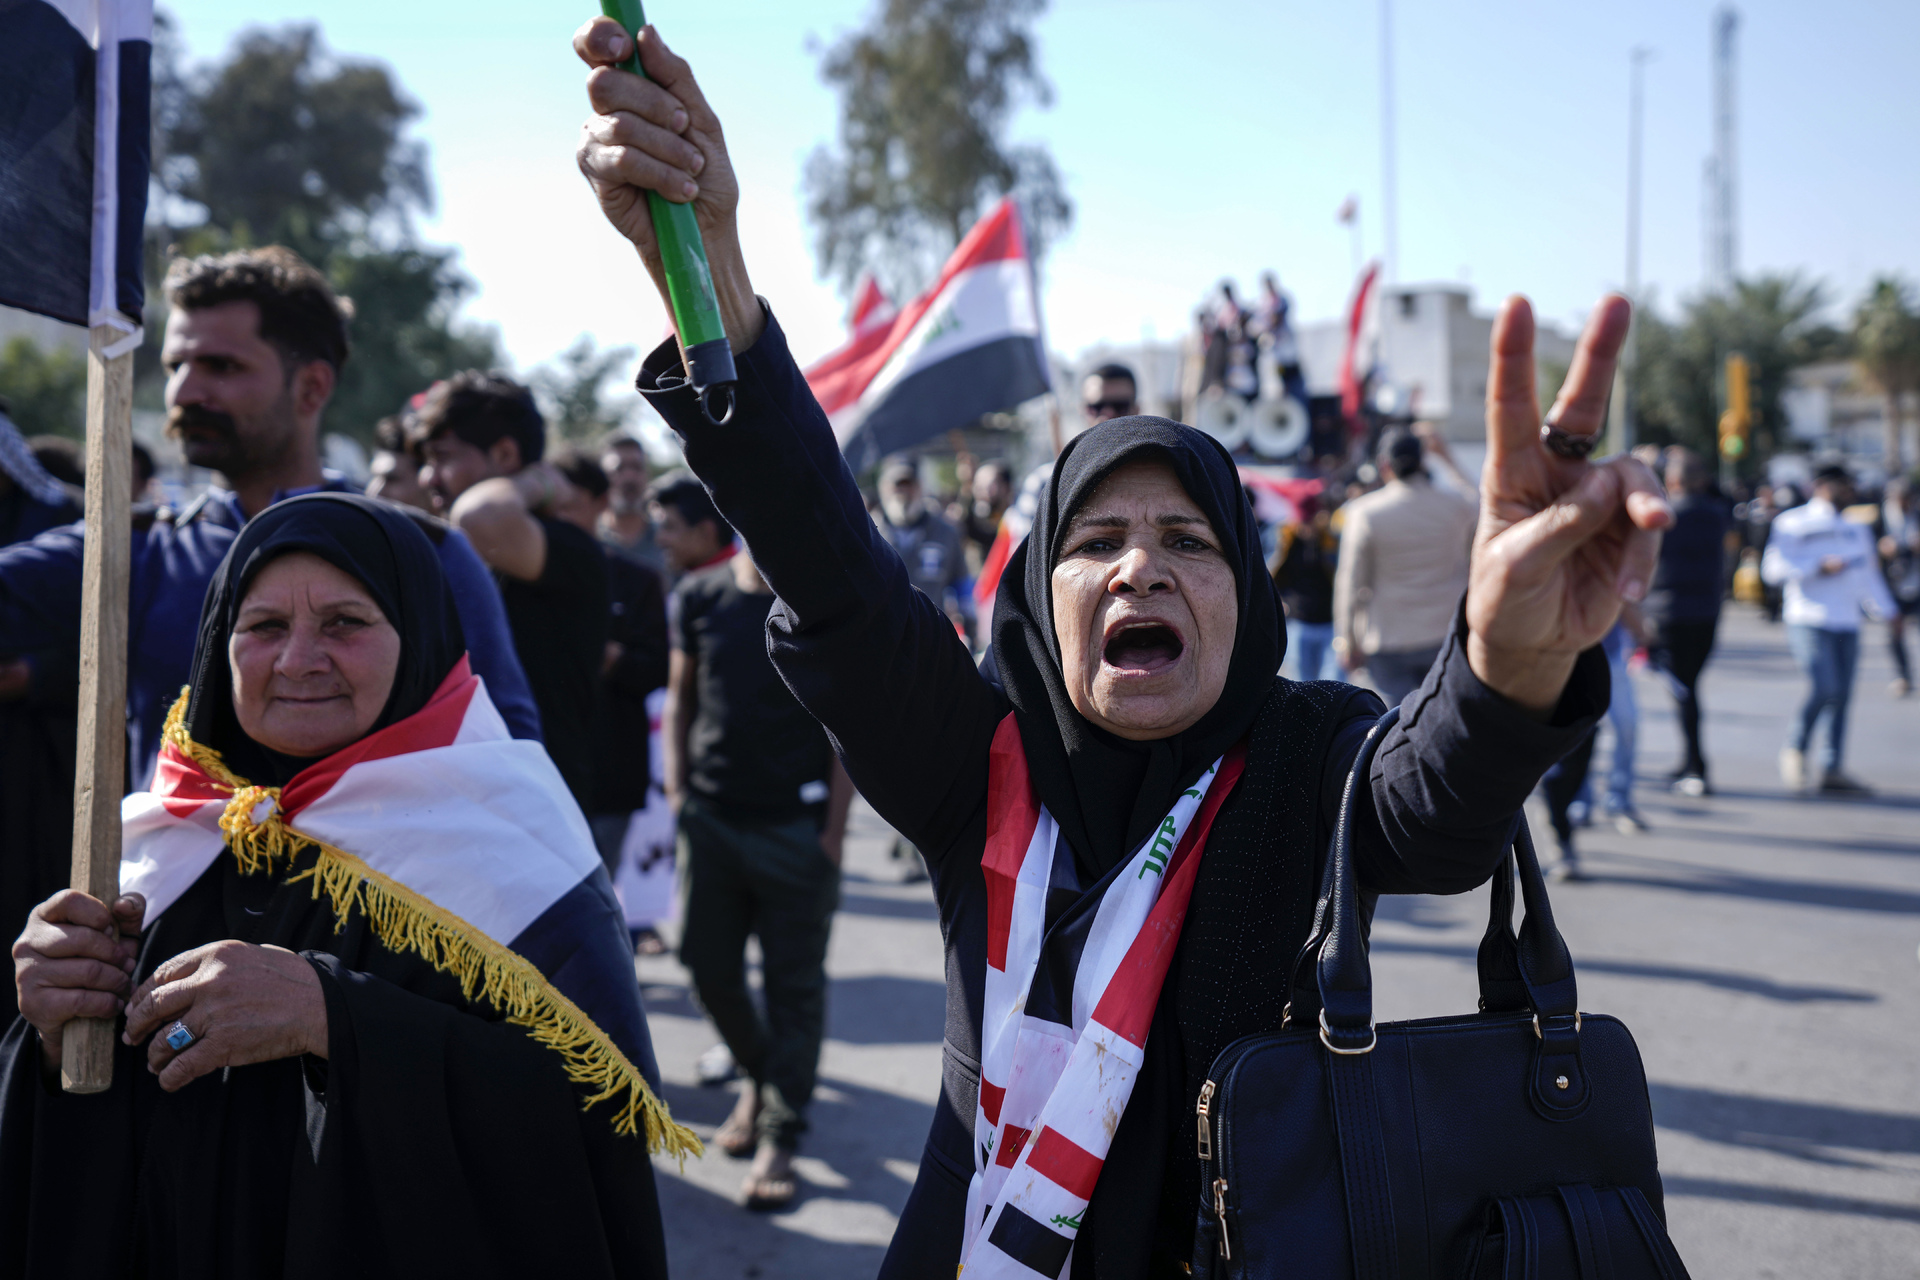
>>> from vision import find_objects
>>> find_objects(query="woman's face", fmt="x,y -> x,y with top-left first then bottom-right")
229,551 -> 401,757
1051,459 -> 1239,741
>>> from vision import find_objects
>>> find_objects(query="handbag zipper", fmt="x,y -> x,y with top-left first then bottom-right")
1212,1176 -> 1233,1260
1195,1079 -> 1216,1159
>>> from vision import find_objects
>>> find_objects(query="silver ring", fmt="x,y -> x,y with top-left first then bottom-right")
1541,420 -> 1601,461
165,1020 -> 196,1052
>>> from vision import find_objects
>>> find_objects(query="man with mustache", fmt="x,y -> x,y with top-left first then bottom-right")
0,247 -> 541,801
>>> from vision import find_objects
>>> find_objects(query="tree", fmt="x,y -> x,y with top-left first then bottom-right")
1629,274 -> 1843,468
1852,276 -> 1920,474
0,337 -> 89,439
529,336 -> 640,444
139,18 -> 496,440
803,0 -> 1072,300
158,23 -> 428,262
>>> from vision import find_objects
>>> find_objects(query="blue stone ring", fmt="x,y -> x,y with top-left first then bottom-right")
164,1020 -> 196,1052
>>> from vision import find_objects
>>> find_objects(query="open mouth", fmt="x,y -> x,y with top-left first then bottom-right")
1102,621 -> 1185,674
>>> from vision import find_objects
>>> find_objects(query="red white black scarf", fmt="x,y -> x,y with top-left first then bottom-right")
962,714 -> 1245,1276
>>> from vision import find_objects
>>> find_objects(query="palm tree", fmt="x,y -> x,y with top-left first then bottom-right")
1853,277 -> 1920,474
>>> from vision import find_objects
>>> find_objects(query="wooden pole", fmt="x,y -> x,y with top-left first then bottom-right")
61,322 -> 134,1094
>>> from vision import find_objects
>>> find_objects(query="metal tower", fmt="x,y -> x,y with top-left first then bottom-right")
1704,6 -> 1739,292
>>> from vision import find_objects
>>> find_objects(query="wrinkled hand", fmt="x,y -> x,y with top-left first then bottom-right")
13,890 -> 144,1069
122,940 -> 327,1092
573,18 -> 762,353
1465,296 -> 1673,715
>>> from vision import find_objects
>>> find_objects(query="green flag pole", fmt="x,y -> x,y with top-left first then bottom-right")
599,0 -> 737,423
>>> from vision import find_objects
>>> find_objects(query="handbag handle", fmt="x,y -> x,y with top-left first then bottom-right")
1303,708 -> 1580,1050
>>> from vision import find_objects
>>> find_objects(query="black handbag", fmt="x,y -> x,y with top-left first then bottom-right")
1190,708 -> 1691,1279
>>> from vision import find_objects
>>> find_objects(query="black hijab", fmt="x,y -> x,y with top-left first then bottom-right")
990,417 -> 1285,877
183,493 -> 466,786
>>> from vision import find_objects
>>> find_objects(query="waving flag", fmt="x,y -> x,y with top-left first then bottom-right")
802,274 -> 897,419
806,197 -> 1052,473
0,0 -> 152,344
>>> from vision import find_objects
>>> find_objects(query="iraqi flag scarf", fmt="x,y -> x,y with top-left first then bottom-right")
975,415 -> 1284,1270
963,716 -> 1245,1275
120,494 -> 696,1155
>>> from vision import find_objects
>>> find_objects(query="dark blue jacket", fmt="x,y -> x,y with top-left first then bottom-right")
0,479 -> 542,790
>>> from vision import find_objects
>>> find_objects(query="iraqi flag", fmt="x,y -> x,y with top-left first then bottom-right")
0,0 -> 152,342
805,197 -> 1052,473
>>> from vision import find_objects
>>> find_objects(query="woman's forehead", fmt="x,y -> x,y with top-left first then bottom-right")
239,550 -> 379,605
1068,458 -> 1209,528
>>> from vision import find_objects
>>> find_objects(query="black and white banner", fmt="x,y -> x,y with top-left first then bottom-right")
0,0 -> 153,345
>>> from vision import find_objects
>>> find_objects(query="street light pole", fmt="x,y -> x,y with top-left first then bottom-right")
1379,0 -> 1398,288
1610,45 -> 1653,456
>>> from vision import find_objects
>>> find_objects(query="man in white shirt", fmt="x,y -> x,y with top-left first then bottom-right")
1761,464 -> 1896,794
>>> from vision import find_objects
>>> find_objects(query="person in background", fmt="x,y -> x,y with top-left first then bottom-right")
601,432 -> 666,571
417,372 -> 610,810
1540,727 -> 1600,881
1643,448 -> 1727,798
0,406 -> 80,540
874,458 -> 969,632
1881,477 -> 1919,696
950,456 -> 1012,578
1333,428 -> 1479,706
366,413 -> 429,510
130,440 -> 156,505
0,247 -> 542,795
0,406 -> 84,1023
648,469 -> 735,575
551,448 -> 672,953
1570,611 -> 1648,836
24,437 -> 83,491
1082,362 -> 1140,426
1268,493 -> 1342,682
666,538 -> 853,1211
1762,463 -> 1897,795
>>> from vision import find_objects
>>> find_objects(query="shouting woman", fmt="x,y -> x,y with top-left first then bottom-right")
2,494 -> 685,1277
574,21 -> 1672,1278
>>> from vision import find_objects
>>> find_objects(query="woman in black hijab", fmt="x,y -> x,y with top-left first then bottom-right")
2,494 -> 670,1279
579,23 -> 1668,1276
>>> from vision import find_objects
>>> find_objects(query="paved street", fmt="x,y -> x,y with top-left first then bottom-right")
637,604 -> 1920,1279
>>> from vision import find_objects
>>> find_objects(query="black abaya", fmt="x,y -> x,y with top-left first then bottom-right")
0,837 -> 667,1280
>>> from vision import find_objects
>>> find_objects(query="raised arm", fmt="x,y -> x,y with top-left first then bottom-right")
572,19 -> 1003,856
1341,291 -> 1668,891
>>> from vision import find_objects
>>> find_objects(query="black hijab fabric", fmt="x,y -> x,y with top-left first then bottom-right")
183,493 -> 466,785
990,417 -> 1285,875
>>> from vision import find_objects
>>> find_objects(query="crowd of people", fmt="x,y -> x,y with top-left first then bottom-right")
0,17 -> 1910,1274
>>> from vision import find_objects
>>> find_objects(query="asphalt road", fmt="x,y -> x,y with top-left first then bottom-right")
638,604 -> 1920,1279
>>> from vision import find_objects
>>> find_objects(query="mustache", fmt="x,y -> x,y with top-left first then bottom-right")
167,405 -> 238,437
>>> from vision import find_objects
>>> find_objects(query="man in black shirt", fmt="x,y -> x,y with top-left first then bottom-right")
551,450 -> 670,876
416,373 -> 610,808
664,484 -> 853,1210
1643,449 -> 1728,795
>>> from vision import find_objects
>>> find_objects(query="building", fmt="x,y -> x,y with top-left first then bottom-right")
1783,360 -> 1918,479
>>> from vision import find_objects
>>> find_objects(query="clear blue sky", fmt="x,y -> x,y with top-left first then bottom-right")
166,0 -> 1920,375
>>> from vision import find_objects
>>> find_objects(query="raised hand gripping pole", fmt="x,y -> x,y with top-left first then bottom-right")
599,0 -> 737,425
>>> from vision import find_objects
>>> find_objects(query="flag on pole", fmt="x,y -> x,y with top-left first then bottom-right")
1338,260 -> 1380,430
0,0 -> 154,349
803,197 -> 1051,473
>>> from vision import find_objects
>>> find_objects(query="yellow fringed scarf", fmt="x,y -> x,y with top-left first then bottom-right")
160,694 -> 702,1161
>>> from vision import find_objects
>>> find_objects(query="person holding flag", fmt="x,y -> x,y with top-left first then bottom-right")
575,17 -> 1671,1276
2,495 -> 680,1275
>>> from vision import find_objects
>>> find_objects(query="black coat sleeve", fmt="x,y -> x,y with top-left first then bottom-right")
637,308 -> 1006,861
1322,604 -> 1609,895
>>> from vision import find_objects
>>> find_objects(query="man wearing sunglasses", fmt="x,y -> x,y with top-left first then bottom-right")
1081,362 -> 1140,425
